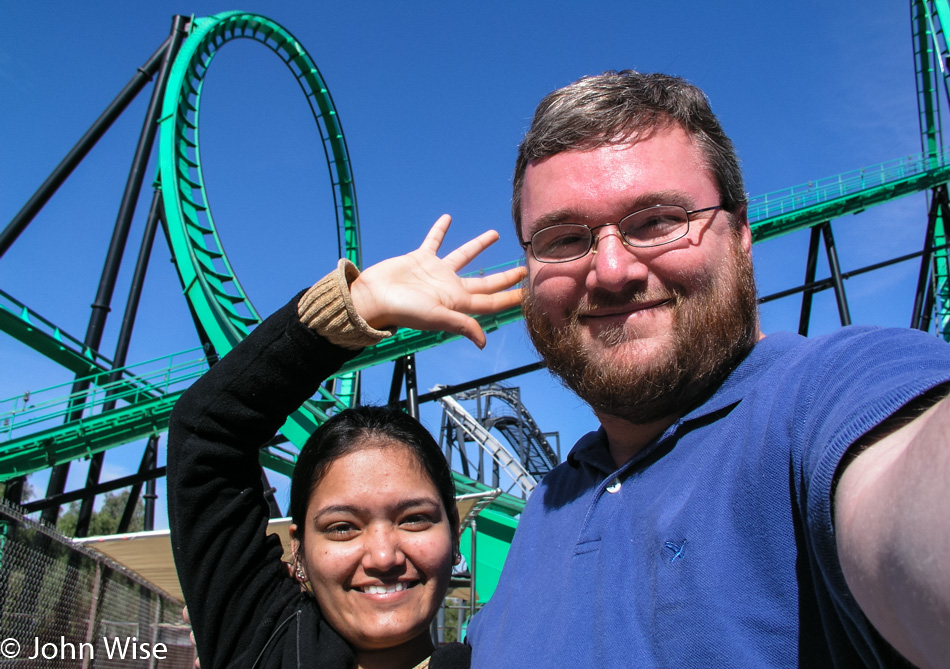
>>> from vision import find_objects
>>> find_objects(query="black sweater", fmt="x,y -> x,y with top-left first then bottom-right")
167,296 -> 471,668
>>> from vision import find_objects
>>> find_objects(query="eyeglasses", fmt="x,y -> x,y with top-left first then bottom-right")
522,204 -> 723,263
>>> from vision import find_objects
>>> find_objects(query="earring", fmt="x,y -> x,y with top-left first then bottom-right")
453,550 -> 462,565
293,559 -> 309,583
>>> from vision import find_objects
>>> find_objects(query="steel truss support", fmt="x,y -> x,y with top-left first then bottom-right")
822,223 -> 853,327
388,354 -> 420,418
21,465 -> 166,515
913,185 -> 950,329
117,435 -> 159,533
790,221 -> 852,336
76,192 -> 167,536
41,16 -> 190,527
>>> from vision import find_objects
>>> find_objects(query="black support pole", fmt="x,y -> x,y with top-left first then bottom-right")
45,16 -> 190,527
404,354 -> 420,419
388,357 -> 406,406
117,435 -> 160,533
75,193 -> 166,536
0,40 -> 168,259
821,222 -> 852,327
799,225 -> 823,336
912,186 -> 946,330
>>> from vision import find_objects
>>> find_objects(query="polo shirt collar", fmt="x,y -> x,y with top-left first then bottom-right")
566,332 -> 803,476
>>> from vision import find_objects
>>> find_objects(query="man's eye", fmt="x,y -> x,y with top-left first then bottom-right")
636,215 -> 677,228
540,231 -> 587,251
625,214 -> 684,236
550,233 -> 586,246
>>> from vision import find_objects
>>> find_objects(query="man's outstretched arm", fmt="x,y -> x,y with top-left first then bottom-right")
835,390 -> 950,669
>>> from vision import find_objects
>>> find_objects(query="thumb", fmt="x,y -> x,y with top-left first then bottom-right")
438,309 -> 486,349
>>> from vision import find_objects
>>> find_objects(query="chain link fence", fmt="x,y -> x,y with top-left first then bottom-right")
0,501 -> 194,668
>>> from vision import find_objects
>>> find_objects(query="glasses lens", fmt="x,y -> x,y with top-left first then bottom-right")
531,224 -> 591,262
619,205 -> 689,247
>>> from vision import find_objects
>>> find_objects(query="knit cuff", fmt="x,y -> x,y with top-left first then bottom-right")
296,259 -> 395,350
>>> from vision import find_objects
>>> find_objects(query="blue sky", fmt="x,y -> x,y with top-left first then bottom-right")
0,0 -> 931,528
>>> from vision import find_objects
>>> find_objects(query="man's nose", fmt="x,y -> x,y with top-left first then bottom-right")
587,227 -> 647,291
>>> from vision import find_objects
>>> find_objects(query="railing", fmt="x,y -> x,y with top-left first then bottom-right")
748,147 -> 950,222
0,347 -> 208,442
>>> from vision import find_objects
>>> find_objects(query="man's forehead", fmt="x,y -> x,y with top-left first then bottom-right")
519,131 -> 712,232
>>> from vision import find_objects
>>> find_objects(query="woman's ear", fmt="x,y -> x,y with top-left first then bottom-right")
452,508 -> 463,564
289,524 -> 308,583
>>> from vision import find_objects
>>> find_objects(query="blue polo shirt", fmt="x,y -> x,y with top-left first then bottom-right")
468,326 -> 950,668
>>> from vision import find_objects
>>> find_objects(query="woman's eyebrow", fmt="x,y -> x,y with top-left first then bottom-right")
311,504 -> 361,524
311,497 -> 441,523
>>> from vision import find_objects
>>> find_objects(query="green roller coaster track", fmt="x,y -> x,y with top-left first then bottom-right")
158,12 -> 363,449
4,1 -> 950,603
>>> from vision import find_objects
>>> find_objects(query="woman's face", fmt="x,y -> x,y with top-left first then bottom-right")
292,441 -> 455,652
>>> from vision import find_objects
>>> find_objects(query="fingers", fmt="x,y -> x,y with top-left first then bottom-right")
428,305 -> 487,349
442,229 -> 501,270
457,314 -> 488,349
419,214 -> 453,254
418,213 -> 502,270
462,266 -> 526,295
467,287 -> 524,314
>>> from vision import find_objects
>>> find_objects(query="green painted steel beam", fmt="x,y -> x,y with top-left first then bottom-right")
913,0 -> 950,339
339,306 -> 526,374
0,391 -> 181,481
0,388 -> 303,483
0,301 -> 107,381
750,163 -> 950,242
0,292 -> 162,400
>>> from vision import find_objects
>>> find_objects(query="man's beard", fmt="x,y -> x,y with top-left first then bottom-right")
522,235 -> 760,425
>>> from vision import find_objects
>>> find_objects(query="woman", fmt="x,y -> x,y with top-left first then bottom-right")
168,216 -> 523,669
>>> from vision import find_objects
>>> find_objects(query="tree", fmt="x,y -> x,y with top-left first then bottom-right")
56,489 -> 144,537
0,479 -> 34,504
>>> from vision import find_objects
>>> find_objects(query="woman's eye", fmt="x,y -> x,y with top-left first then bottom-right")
323,523 -> 358,539
400,515 -> 435,531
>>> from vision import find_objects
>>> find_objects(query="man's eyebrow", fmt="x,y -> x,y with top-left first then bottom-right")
525,190 -> 699,236
525,209 -> 588,236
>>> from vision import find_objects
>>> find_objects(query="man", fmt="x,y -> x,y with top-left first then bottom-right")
466,71 -> 950,667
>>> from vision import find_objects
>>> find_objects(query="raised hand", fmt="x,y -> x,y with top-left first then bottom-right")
349,214 -> 525,349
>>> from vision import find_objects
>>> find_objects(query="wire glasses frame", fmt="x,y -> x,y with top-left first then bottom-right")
522,204 -> 723,263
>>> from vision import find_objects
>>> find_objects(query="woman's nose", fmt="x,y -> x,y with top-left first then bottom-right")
361,526 -> 406,572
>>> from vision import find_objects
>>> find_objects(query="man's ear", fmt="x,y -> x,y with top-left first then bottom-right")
735,206 -> 752,254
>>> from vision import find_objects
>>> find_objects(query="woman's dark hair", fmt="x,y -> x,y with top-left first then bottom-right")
290,406 -> 459,548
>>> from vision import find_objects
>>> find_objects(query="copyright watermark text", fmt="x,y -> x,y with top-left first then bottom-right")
0,636 -> 168,661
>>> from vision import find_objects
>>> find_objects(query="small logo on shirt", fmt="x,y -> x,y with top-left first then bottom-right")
663,539 -> 687,563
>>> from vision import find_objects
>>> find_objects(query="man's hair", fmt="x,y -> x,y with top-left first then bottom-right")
512,70 -> 747,236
